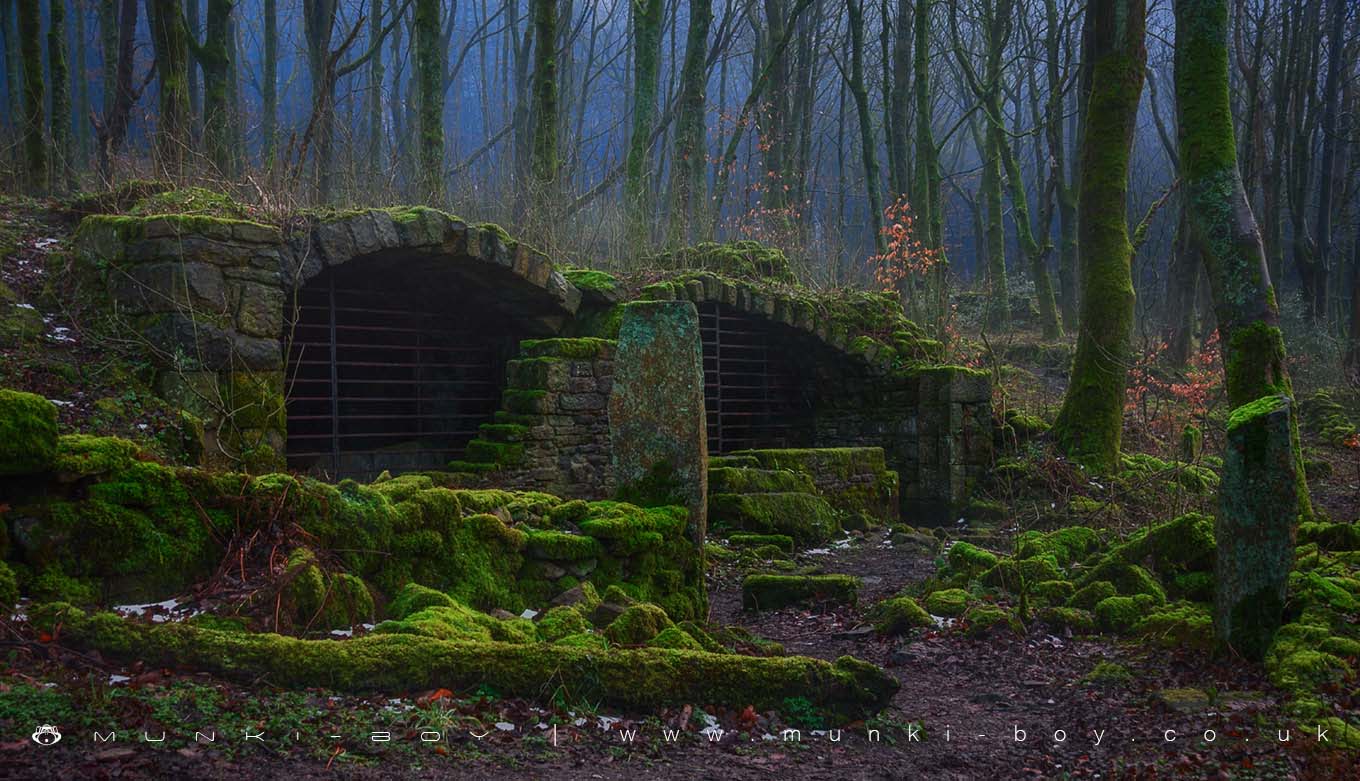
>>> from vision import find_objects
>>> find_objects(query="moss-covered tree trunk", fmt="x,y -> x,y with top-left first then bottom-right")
2,0 -> 21,144
1050,0 -> 1145,472
48,0 -> 74,192
913,0 -> 947,331
17,0 -> 45,193
187,0 -> 236,176
365,0 -> 383,178
667,0 -> 711,245
414,0 -> 443,202
1047,0 -> 1078,328
981,123 -> 1008,329
528,0 -> 559,203
845,0 -> 885,256
73,0 -> 90,167
1173,0 -> 1311,513
148,0 -> 190,178
261,0 -> 276,166
624,0 -> 663,246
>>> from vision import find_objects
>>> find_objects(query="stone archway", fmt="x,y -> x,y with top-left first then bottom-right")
282,209 -> 581,480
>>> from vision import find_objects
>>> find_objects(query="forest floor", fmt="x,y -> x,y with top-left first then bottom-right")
2,196 -> 1359,778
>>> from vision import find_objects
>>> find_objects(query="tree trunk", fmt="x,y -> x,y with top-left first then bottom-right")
1313,0 -> 1346,322
625,0 -> 663,245
885,0 -> 909,200
188,0 -> 236,176
261,0 -> 276,165
148,0 -> 191,179
668,0 -> 711,244
414,0 -> 443,202
1163,203 -> 1201,366
845,0 -> 884,255
1174,0 -> 1311,519
981,123 -> 1008,329
2,0 -> 21,145
74,0 -> 90,166
528,0 -> 559,199
94,0 -> 137,181
1051,0 -> 1146,472
49,0 -> 74,192
366,0 -> 383,176
17,0 -> 45,193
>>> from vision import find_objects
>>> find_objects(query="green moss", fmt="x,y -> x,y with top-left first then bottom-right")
537,605 -> 591,642
375,599 -> 537,645
1067,580 -> 1117,610
525,530 -> 603,561
1032,580 -> 1076,603
924,588 -> 969,617
561,268 -> 620,294
742,574 -> 860,611
727,533 -> 795,553
1079,560 -> 1167,603
554,632 -> 608,650
463,439 -> 526,468
946,541 -> 999,574
519,337 -> 615,360
963,604 -> 1022,637
1094,594 -> 1160,632
388,583 -> 457,620
1106,513 -> 1216,583
1298,521 -> 1360,552
709,492 -> 841,544
1082,661 -> 1134,687
51,434 -> 141,476
1135,602 -> 1213,651
1036,606 -> 1096,632
40,603 -> 901,720
675,621 -> 725,653
872,596 -> 933,635
645,241 -> 795,282
1016,527 -> 1101,566
28,568 -> 99,604
0,389 -> 58,475
603,603 -> 674,644
981,555 -> 1064,591
707,467 -> 815,495
649,626 -> 703,650
0,561 -> 18,612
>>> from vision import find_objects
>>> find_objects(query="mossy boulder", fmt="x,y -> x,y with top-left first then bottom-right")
388,583 -> 457,620
1094,594 -> 1160,632
537,605 -> 592,642
33,603 -> 899,721
1068,580 -> 1118,610
0,389 -> 59,476
604,603 -> 674,645
0,561 -> 18,613
1134,602 -> 1213,651
649,626 -> 704,650
872,596 -> 933,635
728,533 -> 795,553
742,574 -> 860,611
1015,527 -> 1101,567
963,605 -> 1022,637
946,541 -> 999,575
1036,606 -> 1096,632
709,492 -> 842,544
1078,560 -> 1166,603
981,555 -> 1063,591
924,588 -> 969,617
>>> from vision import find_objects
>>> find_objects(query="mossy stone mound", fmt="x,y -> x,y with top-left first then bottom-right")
0,389 -> 59,476
742,574 -> 859,611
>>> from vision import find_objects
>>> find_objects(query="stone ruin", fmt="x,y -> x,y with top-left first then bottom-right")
69,206 -> 993,527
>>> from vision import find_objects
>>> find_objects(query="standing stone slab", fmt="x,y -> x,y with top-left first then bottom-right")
609,301 -> 708,549
1216,395 -> 1298,661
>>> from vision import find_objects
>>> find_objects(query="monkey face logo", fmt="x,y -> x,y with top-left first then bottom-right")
32,725 -> 62,746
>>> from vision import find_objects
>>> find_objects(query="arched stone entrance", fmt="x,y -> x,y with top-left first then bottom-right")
282,210 -> 580,480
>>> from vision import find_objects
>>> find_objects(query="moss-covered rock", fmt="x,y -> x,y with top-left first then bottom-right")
707,467 -> 815,495
603,603 -> 674,645
1134,602 -> 1213,651
1078,560 -> 1166,603
727,533 -> 795,553
1036,606 -> 1096,632
33,603 -> 898,721
538,605 -> 592,642
980,554 -> 1063,591
1082,661 -> 1133,687
872,596 -> 933,635
709,492 -> 842,544
742,574 -> 859,611
1032,580 -> 1076,603
0,561 -> 18,613
1067,580 -> 1118,610
924,588 -> 969,617
388,583 -> 457,620
946,541 -> 999,574
649,626 -> 704,650
0,389 -> 58,475
1015,526 -> 1101,567
1093,594 -> 1160,632
963,604 -> 1022,637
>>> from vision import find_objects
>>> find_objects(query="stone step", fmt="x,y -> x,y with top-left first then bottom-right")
707,492 -> 841,545
707,466 -> 815,495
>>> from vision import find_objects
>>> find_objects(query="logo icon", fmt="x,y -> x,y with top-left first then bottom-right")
32,725 -> 62,746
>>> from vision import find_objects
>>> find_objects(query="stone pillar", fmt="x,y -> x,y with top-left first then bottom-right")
609,301 -> 708,547
1216,395 -> 1298,661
